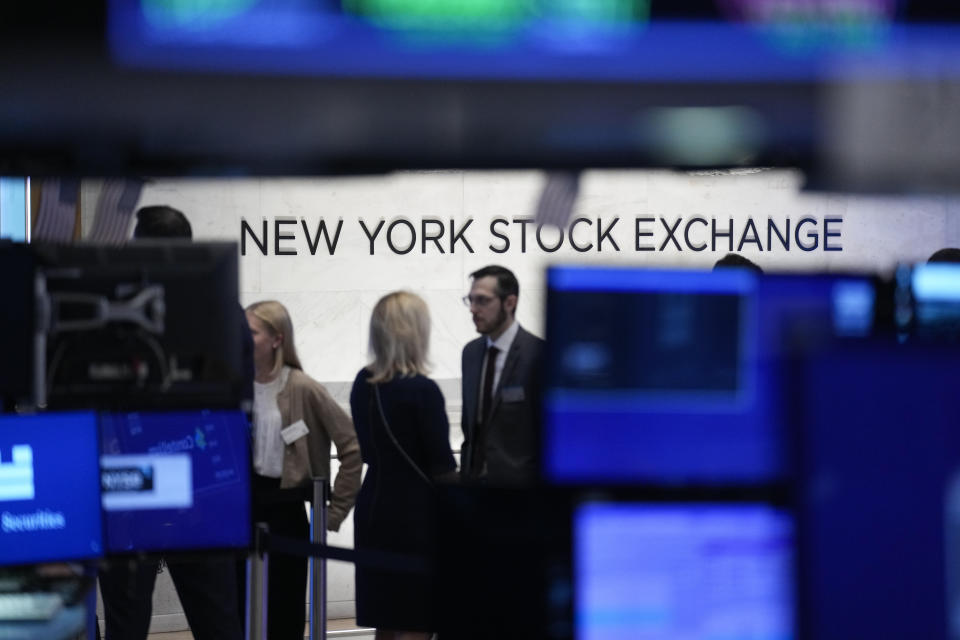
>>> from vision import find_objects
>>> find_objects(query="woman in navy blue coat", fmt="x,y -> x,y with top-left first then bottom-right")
350,291 -> 457,640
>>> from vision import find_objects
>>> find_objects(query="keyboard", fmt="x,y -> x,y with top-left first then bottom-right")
0,593 -> 63,621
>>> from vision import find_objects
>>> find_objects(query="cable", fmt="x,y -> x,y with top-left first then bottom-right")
372,383 -> 433,488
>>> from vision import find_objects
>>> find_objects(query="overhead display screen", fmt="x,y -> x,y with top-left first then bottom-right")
108,0 -> 960,81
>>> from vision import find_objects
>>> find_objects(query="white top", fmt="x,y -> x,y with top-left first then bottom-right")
252,366 -> 290,478
478,319 -> 520,421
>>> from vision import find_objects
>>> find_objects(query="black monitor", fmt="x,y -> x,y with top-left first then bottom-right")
36,242 -> 243,411
0,242 -> 37,410
0,412 -> 103,566
98,409 -> 251,554
791,340 -> 960,639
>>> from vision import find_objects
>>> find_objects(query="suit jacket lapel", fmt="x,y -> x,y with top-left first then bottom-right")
462,338 -> 484,439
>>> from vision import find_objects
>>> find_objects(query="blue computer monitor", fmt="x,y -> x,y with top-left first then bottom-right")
793,341 -> 960,639
98,409 -> 251,553
0,412 -> 103,566
575,501 -> 795,640
543,266 -> 875,485
545,266 -> 764,484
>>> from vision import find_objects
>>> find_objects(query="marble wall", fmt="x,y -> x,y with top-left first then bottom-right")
86,169 -> 960,629
121,169 -> 960,392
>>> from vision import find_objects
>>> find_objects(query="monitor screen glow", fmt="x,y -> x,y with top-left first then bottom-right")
576,502 -> 794,640
0,412 -> 103,566
544,266 -> 767,484
99,409 -> 251,553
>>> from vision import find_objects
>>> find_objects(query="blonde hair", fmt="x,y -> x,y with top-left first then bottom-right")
367,291 -> 431,383
246,300 -> 303,377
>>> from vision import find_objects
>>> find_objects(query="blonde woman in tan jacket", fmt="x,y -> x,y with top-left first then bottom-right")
244,300 -> 362,640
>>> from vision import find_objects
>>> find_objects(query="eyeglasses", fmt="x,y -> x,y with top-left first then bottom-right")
462,294 -> 498,308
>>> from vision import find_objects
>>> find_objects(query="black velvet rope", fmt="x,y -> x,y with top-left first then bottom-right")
259,532 -> 430,575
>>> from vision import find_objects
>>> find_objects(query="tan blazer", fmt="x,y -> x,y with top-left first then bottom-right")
276,368 -> 362,531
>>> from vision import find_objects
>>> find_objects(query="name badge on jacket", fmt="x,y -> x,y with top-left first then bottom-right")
281,419 -> 310,445
501,386 -> 525,403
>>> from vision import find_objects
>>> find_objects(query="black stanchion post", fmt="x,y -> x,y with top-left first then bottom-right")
246,523 -> 269,640
310,477 -> 328,640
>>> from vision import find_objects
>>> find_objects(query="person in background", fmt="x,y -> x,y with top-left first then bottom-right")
928,247 -> 960,263
98,205 -> 249,640
713,253 -> 764,273
245,300 -> 362,640
129,205 -> 192,239
460,265 -> 543,484
350,291 -> 457,640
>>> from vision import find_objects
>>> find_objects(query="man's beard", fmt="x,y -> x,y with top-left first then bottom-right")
479,305 -> 508,336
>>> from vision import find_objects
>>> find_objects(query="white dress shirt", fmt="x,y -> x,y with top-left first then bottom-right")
477,319 -> 520,421
252,366 -> 290,478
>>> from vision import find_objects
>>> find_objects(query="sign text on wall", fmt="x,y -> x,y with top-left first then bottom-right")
239,216 -> 843,256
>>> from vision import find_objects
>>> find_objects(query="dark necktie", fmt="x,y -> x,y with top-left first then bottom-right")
480,345 -> 500,425
470,345 -> 500,477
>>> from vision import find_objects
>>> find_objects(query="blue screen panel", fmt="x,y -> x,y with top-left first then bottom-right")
99,410 -> 251,553
795,343 -> 960,639
0,412 -> 103,565
576,502 -> 794,640
544,267 -> 874,485
544,267 -> 768,484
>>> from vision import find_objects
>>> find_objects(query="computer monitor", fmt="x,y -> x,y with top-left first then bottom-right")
575,501 -> 795,640
543,266 -> 876,486
36,242 -> 243,411
0,412 -> 103,566
98,409 -> 251,553
792,341 -> 960,639
0,242 -> 36,409
544,266 -> 764,484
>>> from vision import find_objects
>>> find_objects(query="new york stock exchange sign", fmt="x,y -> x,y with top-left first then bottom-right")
239,214 -> 843,257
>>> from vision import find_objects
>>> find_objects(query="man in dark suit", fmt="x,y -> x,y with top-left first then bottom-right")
460,265 -> 544,484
